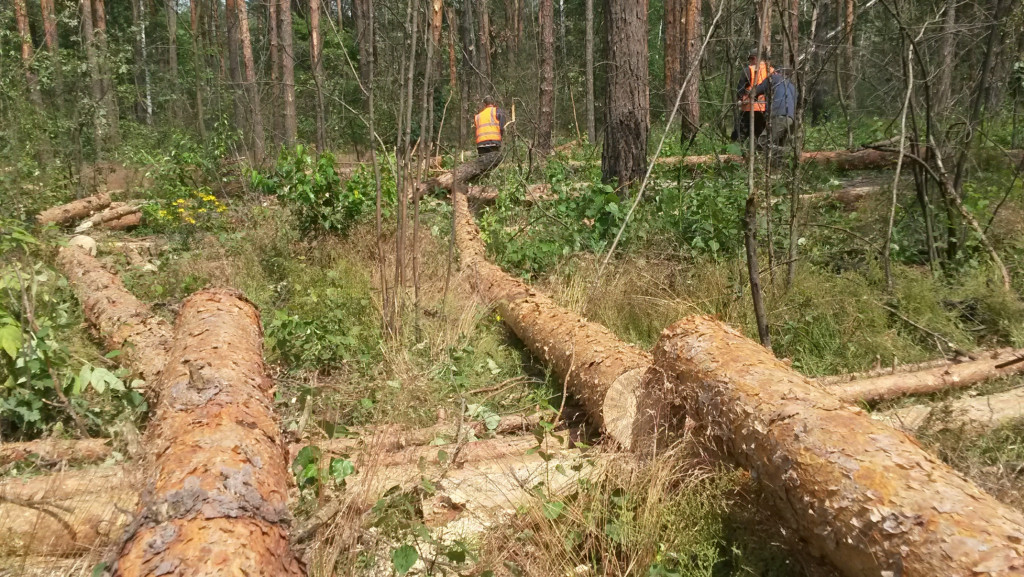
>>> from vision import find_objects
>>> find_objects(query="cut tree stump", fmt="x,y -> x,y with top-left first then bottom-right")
112,289 -> 303,576
453,185 -> 657,450
882,385 -> 1024,432
0,437 -> 112,468
0,466 -> 136,557
837,348 -> 1024,404
647,315 -> 1024,576
56,246 -> 171,389
36,193 -> 111,227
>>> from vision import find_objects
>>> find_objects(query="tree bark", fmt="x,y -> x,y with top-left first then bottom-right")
56,246 -> 172,389
190,0 -> 206,137
236,0 -> 266,162
36,193 -> 112,226
664,0 -> 683,113
453,186 -> 656,449
601,0 -> 649,186
0,438 -> 113,468
744,191 -> 771,349
680,0 -> 701,141
14,0 -> 49,163
81,0 -> 105,160
101,211 -> 143,230
40,0 -> 59,51
648,315 -> 1024,576
936,0 -> 956,115
353,0 -> 374,92
537,0 -> 555,154
74,203 -> 143,232
269,0 -> 282,146
131,0 -> 150,123
166,0 -> 180,122
225,0 -> 246,140
478,0 -> 492,82
310,0 -> 327,151
883,384 -> 1024,433
839,348 -> 1024,404
584,0 -> 596,143
91,0 -> 120,148
112,289 -> 304,576
418,150 -> 503,195
279,0 -> 298,144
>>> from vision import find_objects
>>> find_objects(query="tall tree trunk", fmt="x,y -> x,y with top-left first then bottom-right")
167,0 -> 180,122
92,0 -> 120,147
41,0 -> 59,51
81,0 -> 105,160
131,0 -> 152,124
936,0 -> 955,115
664,0 -> 683,113
191,0 -> 206,137
842,0 -> 854,149
279,0 -> 298,144
13,0 -> 47,124
236,0 -> 266,162
336,0 -> 344,30
269,0 -> 282,146
478,0 -> 492,82
585,0 -> 596,143
537,0 -> 555,154
112,290 -> 305,577
460,0 -> 479,103
680,0 -> 701,142
225,0 -> 246,142
601,0 -> 649,186
787,0 -> 798,69
310,0 -> 327,151
353,0 -> 374,92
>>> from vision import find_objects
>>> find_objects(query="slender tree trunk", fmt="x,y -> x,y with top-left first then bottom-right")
236,0 -> 266,162
936,0 -> 956,116
585,0 -> 596,143
131,0 -> 150,124
310,0 -> 327,151
81,0 -> 105,160
92,0 -> 120,147
353,0 -> 374,94
842,0 -> 854,149
537,0 -> 555,154
665,0 -> 683,113
269,0 -> 282,146
225,0 -> 246,143
680,0 -> 701,141
479,0 -> 492,82
13,0 -> 47,122
191,0 -> 206,138
279,0 -> 298,145
336,0 -> 344,30
787,0 -> 798,69
601,0 -> 649,186
167,0 -> 180,122
40,0 -> 59,51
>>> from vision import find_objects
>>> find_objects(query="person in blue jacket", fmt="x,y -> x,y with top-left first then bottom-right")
752,67 -> 798,152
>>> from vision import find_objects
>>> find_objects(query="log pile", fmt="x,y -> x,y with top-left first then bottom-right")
36,193 -> 111,226
111,289 -> 304,576
74,203 -> 143,233
646,316 -> 1024,575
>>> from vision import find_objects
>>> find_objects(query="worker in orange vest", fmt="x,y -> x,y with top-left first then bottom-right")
732,49 -> 774,143
474,96 -> 507,156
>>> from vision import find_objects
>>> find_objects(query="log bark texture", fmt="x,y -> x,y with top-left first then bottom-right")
649,315 -> 1024,576
112,289 -> 303,576
0,437 -> 112,468
100,211 -> 142,231
419,150 -> 502,195
36,193 -> 112,226
838,348 -> 1024,404
0,466 -> 136,557
883,386 -> 1024,432
56,246 -> 171,388
75,203 -> 141,232
453,187 -> 654,449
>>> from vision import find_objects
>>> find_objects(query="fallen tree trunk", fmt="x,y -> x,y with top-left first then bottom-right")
453,185 -> 656,450
882,385 -> 1024,432
36,193 -> 111,227
662,148 -> 901,170
0,437 -> 112,468
112,289 -> 303,576
56,246 -> 171,388
837,348 -> 1024,404
0,466 -> 136,557
648,315 -> 1024,576
74,203 -> 142,232
100,211 -> 142,231
419,150 -> 502,195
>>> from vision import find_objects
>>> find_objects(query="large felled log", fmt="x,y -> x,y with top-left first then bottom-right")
453,186 -> 654,449
99,211 -> 142,231
648,315 -> 1024,576
883,385 -> 1024,432
74,203 -> 142,232
837,348 -> 1024,404
36,193 -> 111,226
0,466 -> 136,557
112,289 -> 303,576
56,246 -> 171,388
419,150 -> 503,195
0,437 -> 112,468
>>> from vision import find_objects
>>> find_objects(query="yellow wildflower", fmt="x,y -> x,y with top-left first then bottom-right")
197,208 -> 206,213
186,217 -> 196,224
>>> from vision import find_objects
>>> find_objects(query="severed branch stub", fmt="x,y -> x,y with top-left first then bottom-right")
648,315 -> 1024,576
111,289 -> 303,576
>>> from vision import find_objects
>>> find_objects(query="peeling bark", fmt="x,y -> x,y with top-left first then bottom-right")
0,438 -> 112,468
453,187 -> 655,449
56,246 -> 171,388
36,193 -> 112,226
112,289 -> 303,576
883,386 -> 1024,432
100,212 -> 143,231
838,349 -> 1024,404
649,315 -> 1024,576
0,466 -> 136,557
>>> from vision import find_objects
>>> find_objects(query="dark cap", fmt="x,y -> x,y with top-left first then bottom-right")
748,48 -> 761,59
482,95 -> 495,106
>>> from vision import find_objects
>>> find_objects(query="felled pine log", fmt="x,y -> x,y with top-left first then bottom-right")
882,385 -> 1024,432
646,315 -> 1024,576
418,150 -> 503,195
0,437 -> 113,468
453,184 -> 660,450
56,246 -> 171,389
836,348 -> 1024,404
111,289 -> 303,576
36,193 -> 111,226
74,203 -> 142,233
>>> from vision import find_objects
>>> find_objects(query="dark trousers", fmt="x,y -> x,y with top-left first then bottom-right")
733,111 -> 766,142
477,142 -> 501,156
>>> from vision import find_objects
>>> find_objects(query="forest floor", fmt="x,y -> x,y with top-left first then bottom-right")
2,133 -> 1024,576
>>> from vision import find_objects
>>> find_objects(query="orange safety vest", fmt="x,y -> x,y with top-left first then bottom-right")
474,106 -> 502,145
741,62 -> 773,112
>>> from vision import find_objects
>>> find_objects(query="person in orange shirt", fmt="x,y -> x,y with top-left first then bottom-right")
474,96 -> 508,156
732,49 -> 774,143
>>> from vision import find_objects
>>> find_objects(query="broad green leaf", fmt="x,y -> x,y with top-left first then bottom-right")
328,458 -> 355,484
391,544 -> 418,575
542,500 -> 565,520
0,325 -> 22,358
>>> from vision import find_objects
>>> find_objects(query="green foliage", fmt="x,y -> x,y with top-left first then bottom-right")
391,544 -> 419,575
652,168 -> 748,260
291,444 -> 356,498
265,308 -> 372,370
250,145 -> 373,236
